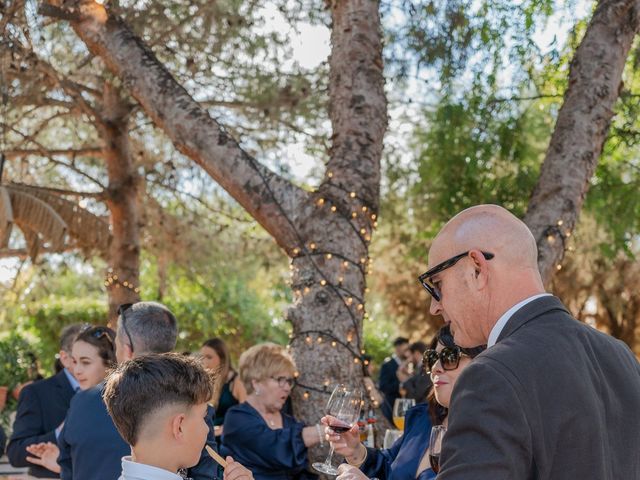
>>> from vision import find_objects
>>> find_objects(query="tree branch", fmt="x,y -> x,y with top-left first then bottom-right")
524,0 -> 640,284
3,147 -> 104,159
1,123 -> 105,188
63,1 -> 307,250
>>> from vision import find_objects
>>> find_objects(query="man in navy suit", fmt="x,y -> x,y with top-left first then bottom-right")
7,324 -> 83,478
378,337 -> 409,422
423,205 -> 640,479
57,302 -> 251,480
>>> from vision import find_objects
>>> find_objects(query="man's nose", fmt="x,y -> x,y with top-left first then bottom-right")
430,297 -> 442,316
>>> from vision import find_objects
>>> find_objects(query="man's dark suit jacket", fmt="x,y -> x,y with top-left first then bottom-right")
7,370 -> 75,478
439,295 -> 640,480
0,424 -> 6,456
379,357 -> 401,422
58,383 -> 219,480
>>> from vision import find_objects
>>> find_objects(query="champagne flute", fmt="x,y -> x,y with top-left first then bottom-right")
312,384 -> 363,475
428,425 -> 447,473
392,398 -> 415,430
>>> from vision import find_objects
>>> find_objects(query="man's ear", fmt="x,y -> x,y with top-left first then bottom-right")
171,413 -> 187,441
469,250 -> 489,288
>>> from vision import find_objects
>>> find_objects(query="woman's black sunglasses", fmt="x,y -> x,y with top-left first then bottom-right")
423,347 -> 465,374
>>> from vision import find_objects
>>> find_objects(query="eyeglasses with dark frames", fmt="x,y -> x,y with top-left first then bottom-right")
270,376 -> 295,388
418,251 -> 494,302
423,347 -> 466,374
117,303 -> 136,353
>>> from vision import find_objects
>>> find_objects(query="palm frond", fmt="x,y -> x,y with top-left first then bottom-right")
8,184 -> 111,256
0,186 -> 13,249
8,188 -> 66,251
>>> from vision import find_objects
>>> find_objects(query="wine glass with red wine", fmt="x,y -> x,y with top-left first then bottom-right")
312,384 -> 362,475
428,425 -> 447,474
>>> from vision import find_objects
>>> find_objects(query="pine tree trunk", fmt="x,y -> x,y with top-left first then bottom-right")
524,0 -> 640,284
99,83 -> 141,324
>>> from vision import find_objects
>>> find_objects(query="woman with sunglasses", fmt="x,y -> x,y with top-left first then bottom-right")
330,325 -> 485,480
25,326 -> 117,475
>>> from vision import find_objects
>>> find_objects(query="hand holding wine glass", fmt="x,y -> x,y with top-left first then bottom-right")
313,384 -> 363,475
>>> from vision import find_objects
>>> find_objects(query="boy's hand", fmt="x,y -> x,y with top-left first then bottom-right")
223,456 -> 254,480
26,442 -> 61,474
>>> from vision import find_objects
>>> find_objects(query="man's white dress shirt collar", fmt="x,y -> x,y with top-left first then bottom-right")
487,293 -> 551,347
118,456 -> 183,480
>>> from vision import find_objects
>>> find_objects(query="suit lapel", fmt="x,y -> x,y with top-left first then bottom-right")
55,369 -> 76,400
496,295 -> 570,344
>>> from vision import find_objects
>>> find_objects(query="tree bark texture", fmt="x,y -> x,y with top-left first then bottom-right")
58,0 -> 387,440
524,0 -> 640,284
99,83 -> 141,324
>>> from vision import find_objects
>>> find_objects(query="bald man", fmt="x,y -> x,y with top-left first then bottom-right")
420,205 -> 640,480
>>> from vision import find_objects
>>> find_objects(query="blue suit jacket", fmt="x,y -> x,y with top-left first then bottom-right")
57,383 -> 219,480
359,403 -> 435,480
378,357 -> 400,422
7,370 -> 74,478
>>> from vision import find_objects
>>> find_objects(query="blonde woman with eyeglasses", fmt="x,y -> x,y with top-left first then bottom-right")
221,343 -> 323,479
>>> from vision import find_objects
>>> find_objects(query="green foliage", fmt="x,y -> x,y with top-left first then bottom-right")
0,333 -> 31,389
406,90 -> 552,254
0,333 -> 33,428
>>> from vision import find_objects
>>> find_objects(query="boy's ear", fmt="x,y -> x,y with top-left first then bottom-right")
171,413 -> 187,441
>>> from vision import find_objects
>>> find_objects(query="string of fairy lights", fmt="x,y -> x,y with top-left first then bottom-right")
543,219 -> 574,271
236,163 -> 378,401
104,270 -> 140,294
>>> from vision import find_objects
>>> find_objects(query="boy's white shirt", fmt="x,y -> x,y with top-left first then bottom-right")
118,456 -> 184,480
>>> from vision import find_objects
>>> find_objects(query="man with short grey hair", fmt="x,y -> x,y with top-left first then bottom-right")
114,301 -> 178,363
421,204 -> 640,479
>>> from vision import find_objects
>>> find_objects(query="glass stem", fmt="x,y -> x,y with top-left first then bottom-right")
324,444 -> 335,467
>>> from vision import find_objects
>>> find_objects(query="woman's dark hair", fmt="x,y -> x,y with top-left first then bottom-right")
202,338 -> 233,406
74,326 -> 117,368
427,324 -> 486,425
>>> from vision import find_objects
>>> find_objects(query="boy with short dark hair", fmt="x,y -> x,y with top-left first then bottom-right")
104,353 -> 252,480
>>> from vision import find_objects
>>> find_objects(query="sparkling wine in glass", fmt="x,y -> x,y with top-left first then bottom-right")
392,398 -> 415,430
428,424 -> 446,474
312,384 -> 362,475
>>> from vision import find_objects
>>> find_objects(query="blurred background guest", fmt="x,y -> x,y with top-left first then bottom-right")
397,341 -> 431,403
378,337 -> 409,422
221,343 -> 322,479
200,338 -> 246,441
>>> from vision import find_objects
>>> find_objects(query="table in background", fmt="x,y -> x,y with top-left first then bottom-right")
0,455 -> 31,479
